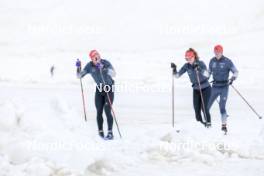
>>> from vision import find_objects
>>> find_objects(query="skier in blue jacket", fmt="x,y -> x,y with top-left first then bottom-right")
171,48 -> 211,127
208,45 -> 238,133
78,50 -> 116,140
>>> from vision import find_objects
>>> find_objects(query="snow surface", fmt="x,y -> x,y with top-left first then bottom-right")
1,0 -> 264,175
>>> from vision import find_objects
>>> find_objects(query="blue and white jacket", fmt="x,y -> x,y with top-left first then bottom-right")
175,60 -> 210,90
79,59 -> 116,86
209,56 -> 238,87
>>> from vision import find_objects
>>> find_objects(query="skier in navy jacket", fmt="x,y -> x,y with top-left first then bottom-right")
208,45 -> 238,133
171,48 -> 211,127
78,50 -> 116,140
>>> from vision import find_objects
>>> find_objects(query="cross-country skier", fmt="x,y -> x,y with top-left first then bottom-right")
76,59 -> 82,75
78,50 -> 116,140
171,48 -> 211,127
208,45 -> 238,133
50,65 -> 55,77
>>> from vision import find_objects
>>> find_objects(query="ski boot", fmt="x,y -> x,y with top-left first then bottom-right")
221,124 -> 227,135
199,120 -> 206,126
98,130 -> 104,139
205,122 -> 212,128
105,131 -> 114,140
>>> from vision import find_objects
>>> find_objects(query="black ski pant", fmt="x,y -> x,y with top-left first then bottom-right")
77,67 -> 81,74
193,86 -> 211,124
95,88 -> 114,131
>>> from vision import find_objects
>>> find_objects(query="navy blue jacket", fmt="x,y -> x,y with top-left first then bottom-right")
209,56 -> 238,87
79,59 -> 115,86
176,60 -> 210,90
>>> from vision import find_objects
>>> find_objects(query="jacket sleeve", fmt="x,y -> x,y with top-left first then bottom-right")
79,63 -> 91,78
175,64 -> 187,78
208,60 -> 213,79
229,60 -> 238,78
104,60 -> 116,77
199,61 -> 210,78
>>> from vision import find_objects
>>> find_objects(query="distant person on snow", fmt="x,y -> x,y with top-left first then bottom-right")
208,45 -> 238,133
50,65 -> 55,77
76,59 -> 82,75
78,50 -> 116,140
171,48 -> 211,127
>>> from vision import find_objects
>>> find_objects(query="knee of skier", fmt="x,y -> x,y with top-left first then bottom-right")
96,108 -> 104,114
105,101 -> 110,107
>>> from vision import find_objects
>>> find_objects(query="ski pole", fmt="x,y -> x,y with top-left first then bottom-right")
171,69 -> 175,128
194,68 -> 208,123
230,84 -> 262,119
99,69 -> 122,138
79,78 -> 87,122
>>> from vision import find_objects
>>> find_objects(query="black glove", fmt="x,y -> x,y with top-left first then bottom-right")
229,76 -> 236,85
171,63 -> 177,74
